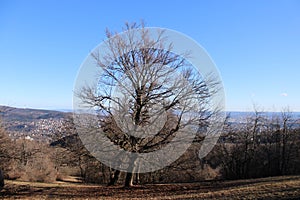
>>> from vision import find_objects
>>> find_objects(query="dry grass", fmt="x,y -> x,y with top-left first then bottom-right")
1,175 -> 300,199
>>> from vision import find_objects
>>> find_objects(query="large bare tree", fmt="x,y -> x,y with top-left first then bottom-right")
75,22 -> 220,187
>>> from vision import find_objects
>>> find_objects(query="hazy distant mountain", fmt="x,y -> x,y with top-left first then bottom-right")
0,105 -> 69,122
227,111 -> 300,121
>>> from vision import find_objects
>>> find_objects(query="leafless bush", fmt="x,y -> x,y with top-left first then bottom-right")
5,139 -> 58,183
20,153 -> 57,183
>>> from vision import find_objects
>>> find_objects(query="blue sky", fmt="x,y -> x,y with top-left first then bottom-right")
0,0 -> 299,111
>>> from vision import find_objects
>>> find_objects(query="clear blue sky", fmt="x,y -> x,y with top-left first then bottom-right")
0,0 -> 299,111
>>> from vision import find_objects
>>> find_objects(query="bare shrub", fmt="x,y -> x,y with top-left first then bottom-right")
11,139 -> 58,183
20,153 -> 57,183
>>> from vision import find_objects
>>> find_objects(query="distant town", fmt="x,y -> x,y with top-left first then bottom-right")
0,106 -> 68,142
1,105 -> 300,142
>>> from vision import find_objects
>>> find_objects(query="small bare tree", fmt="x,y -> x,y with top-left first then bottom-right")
76,22 -> 219,187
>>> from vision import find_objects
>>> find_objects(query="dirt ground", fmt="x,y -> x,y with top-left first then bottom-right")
1,175 -> 300,199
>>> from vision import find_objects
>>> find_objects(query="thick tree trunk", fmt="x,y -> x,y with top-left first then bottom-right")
124,172 -> 134,187
108,169 -> 120,186
0,169 -> 4,190
135,171 -> 140,185
124,154 -> 138,187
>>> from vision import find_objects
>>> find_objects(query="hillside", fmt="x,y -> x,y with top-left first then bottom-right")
0,106 -> 70,141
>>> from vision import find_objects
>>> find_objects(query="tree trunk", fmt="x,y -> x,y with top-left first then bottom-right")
108,169 -> 120,186
124,172 -> 134,187
135,171 -> 140,185
0,169 -> 4,191
124,154 -> 138,187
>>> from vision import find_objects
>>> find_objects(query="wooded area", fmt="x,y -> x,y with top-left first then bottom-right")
1,109 -> 299,189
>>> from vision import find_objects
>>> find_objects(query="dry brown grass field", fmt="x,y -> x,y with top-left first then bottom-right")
1,175 -> 300,199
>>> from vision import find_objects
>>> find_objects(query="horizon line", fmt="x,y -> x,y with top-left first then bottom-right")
1,104 -> 300,113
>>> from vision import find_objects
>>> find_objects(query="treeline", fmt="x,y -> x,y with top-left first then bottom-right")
1,110 -> 300,188
208,110 -> 300,179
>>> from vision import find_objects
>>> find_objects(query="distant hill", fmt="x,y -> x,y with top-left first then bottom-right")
0,105 -> 71,141
0,105 -> 69,122
228,111 -> 300,119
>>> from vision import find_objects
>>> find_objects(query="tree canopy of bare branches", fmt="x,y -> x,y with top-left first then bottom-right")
74,22 -> 222,187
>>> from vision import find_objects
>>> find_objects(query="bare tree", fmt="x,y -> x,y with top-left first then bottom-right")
277,108 -> 298,175
213,107 -> 267,179
53,116 -> 115,184
260,108 -> 299,176
0,113 -> 12,190
212,106 -> 300,179
0,128 -> 7,190
76,22 -> 219,187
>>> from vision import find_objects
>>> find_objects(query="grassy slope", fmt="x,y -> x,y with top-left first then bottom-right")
1,175 -> 300,199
